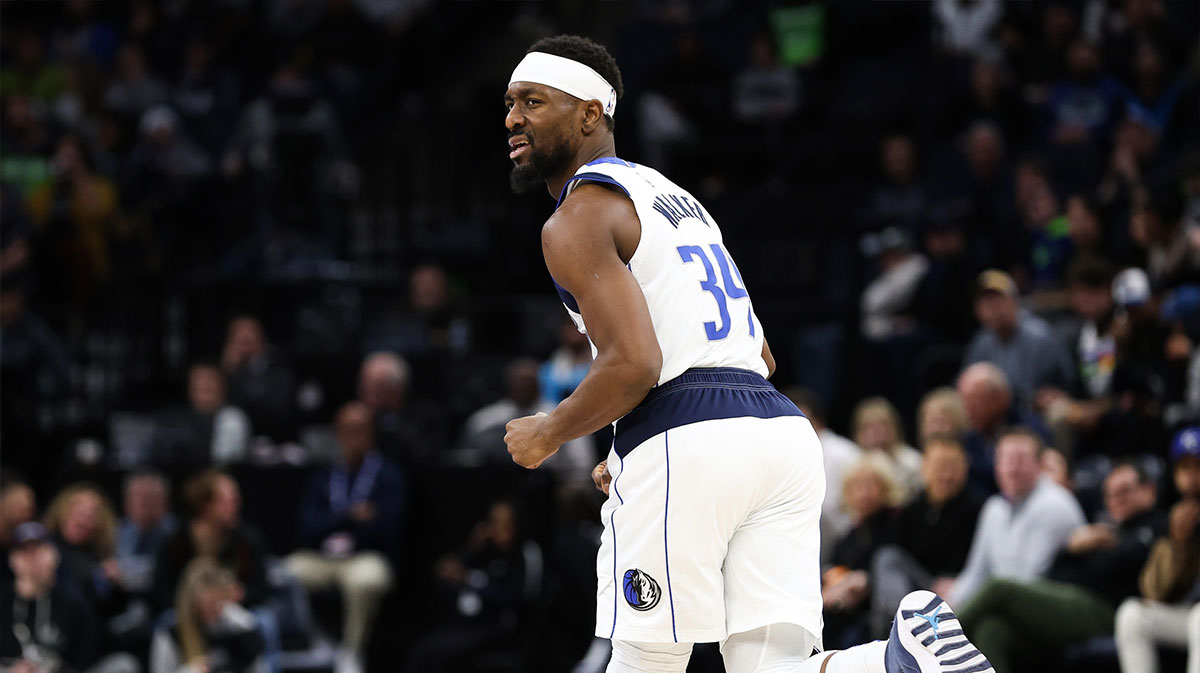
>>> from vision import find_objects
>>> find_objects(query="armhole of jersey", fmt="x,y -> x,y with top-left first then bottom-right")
557,171 -> 644,270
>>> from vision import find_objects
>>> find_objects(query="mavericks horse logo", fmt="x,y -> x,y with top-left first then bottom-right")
622,568 -> 661,612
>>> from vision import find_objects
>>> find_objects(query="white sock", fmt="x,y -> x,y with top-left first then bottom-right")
796,641 -> 887,673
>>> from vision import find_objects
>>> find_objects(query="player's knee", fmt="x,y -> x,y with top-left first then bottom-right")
721,623 -> 816,673
608,639 -> 692,673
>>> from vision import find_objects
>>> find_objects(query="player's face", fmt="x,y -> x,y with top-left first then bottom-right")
505,82 -> 581,194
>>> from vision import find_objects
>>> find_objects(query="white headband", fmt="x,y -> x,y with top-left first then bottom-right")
509,51 -> 617,118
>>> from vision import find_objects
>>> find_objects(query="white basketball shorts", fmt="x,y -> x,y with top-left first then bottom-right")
595,368 -> 826,645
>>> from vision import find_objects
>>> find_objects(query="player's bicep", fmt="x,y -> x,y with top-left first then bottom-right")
542,205 -> 660,373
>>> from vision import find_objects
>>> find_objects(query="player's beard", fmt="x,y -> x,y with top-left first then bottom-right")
510,134 -> 574,195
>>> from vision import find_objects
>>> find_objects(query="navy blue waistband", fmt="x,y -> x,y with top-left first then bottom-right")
613,367 -> 804,458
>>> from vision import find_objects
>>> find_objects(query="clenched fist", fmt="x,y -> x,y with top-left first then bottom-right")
505,412 -> 559,469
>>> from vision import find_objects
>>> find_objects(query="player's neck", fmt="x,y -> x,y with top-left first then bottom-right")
545,138 -> 617,200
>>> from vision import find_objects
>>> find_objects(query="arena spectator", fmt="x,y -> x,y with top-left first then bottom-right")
42,484 -> 127,619
169,34 -> 241,154
538,316 -> 592,404
945,428 -> 1086,607
405,500 -> 540,673
221,315 -> 297,443
286,402 -> 404,673
931,0 -> 1004,59
850,397 -> 922,502
864,134 -> 926,230
152,470 -> 267,615
869,435 -> 986,638
103,42 -> 167,122
821,454 -> 903,649
357,351 -> 420,463
731,32 -> 801,126
0,477 -> 37,584
116,471 -> 178,593
786,387 -> 862,562
916,387 -> 969,445
911,215 -> 977,345
1043,37 -> 1125,147
859,226 -> 928,342
155,363 -> 251,473
460,357 -> 593,483
1037,254 -> 1118,455
1114,427 -> 1200,673
958,460 -> 1164,673
149,558 -> 266,673
24,134 -> 120,305
964,269 -> 1076,408
1,521 -> 140,673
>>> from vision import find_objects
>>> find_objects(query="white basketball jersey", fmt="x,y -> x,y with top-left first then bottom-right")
554,157 -> 767,385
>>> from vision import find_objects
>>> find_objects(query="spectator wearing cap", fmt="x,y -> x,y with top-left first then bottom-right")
1115,427 -> 1200,673
964,269 -> 1077,409
1102,267 -> 1173,455
957,458 -> 1164,673
1,522 -> 140,673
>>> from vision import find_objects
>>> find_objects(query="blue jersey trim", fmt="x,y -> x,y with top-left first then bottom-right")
613,368 -> 804,458
552,278 -> 580,313
609,445 -> 625,639
584,156 -> 636,168
556,172 -> 631,209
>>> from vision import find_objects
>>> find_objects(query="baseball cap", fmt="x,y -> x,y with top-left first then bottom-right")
1172,427 -> 1200,463
1113,267 -> 1151,307
12,521 -> 53,548
976,269 -> 1017,298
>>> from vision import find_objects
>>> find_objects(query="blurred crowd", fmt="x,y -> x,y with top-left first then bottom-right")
1,1 -> 1198,673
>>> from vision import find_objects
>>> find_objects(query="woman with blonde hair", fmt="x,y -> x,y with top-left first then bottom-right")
822,453 -> 904,648
851,396 -> 923,501
150,557 -> 266,673
916,387 -> 969,444
43,483 -> 127,613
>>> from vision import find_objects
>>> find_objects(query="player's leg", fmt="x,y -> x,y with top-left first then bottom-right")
594,428 -> 737,646
607,640 -> 693,673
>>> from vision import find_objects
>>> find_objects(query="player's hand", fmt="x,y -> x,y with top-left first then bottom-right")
592,460 -> 612,494
505,412 -> 558,469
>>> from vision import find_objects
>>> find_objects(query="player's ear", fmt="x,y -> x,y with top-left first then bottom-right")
580,99 -> 604,135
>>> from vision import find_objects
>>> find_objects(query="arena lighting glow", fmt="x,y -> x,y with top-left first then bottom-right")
509,51 -> 618,117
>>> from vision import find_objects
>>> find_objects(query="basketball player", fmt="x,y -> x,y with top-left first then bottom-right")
501,35 -> 993,673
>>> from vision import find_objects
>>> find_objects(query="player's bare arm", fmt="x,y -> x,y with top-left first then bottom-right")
761,338 -> 776,378
505,183 -> 662,469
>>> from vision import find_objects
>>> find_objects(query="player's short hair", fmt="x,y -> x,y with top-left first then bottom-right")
527,35 -> 624,131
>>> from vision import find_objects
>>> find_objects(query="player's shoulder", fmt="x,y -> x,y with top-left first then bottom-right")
547,181 -> 635,233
